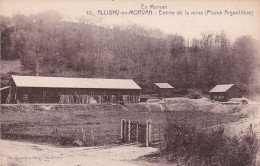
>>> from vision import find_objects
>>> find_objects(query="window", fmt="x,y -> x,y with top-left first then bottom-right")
23,94 -> 28,101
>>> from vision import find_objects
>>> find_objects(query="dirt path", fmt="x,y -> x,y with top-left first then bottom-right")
0,140 -> 158,166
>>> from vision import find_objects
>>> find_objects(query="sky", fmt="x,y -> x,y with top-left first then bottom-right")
0,0 -> 260,41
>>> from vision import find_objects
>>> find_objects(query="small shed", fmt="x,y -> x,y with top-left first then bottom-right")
209,84 -> 242,102
154,83 -> 174,98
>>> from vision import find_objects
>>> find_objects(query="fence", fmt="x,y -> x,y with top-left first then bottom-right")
78,125 -> 119,146
120,119 -> 152,147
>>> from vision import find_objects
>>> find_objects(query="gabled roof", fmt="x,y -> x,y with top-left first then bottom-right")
209,84 -> 235,93
11,75 -> 141,90
154,83 -> 174,89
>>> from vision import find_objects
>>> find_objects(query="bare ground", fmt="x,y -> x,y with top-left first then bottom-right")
0,139 -> 161,166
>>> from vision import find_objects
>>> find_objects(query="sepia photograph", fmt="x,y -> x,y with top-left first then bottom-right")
0,0 -> 260,165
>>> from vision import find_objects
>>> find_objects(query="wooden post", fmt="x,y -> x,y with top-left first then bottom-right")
149,119 -> 152,145
146,120 -> 149,147
159,123 -> 161,145
91,126 -> 95,143
128,120 -> 131,142
8,84 -> 12,103
152,125 -> 154,143
82,126 -> 85,142
136,121 -> 139,143
146,119 -> 152,147
55,126 -> 59,139
121,119 -> 125,141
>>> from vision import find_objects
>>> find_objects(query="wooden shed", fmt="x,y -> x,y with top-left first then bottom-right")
209,84 -> 242,102
6,75 -> 141,104
154,83 -> 174,98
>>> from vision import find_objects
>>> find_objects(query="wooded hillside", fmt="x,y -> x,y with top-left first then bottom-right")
1,12 -> 259,93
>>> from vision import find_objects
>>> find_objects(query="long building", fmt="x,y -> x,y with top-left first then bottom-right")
7,75 -> 141,104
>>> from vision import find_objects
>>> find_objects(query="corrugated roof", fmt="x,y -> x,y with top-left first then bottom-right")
154,83 -> 174,89
11,75 -> 141,90
209,84 -> 234,93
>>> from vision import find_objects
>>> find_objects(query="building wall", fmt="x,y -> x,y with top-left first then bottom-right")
210,92 -> 227,102
13,87 -> 140,104
159,89 -> 173,98
226,85 -> 242,100
154,85 -> 173,98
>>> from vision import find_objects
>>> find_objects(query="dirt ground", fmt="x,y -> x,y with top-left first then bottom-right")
0,139 -> 162,166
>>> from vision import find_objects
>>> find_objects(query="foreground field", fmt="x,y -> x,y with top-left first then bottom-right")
0,100 -> 247,146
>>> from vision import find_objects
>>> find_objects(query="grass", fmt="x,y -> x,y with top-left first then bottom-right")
158,122 -> 258,166
0,104 -> 246,146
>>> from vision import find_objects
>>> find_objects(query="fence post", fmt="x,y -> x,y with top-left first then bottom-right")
121,119 -> 125,141
149,119 -> 152,145
82,126 -> 85,142
91,126 -> 95,144
152,125 -> 154,143
136,121 -> 139,143
128,120 -> 131,142
55,126 -> 59,140
146,120 -> 149,147
146,119 -> 152,147
159,123 -> 161,145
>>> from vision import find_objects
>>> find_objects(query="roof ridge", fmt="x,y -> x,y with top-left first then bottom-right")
11,75 -> 141,89
209,84 -> 235,93
11,75 -> 133,80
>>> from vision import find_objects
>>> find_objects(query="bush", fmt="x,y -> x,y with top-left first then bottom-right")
161,122 -> 258,166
